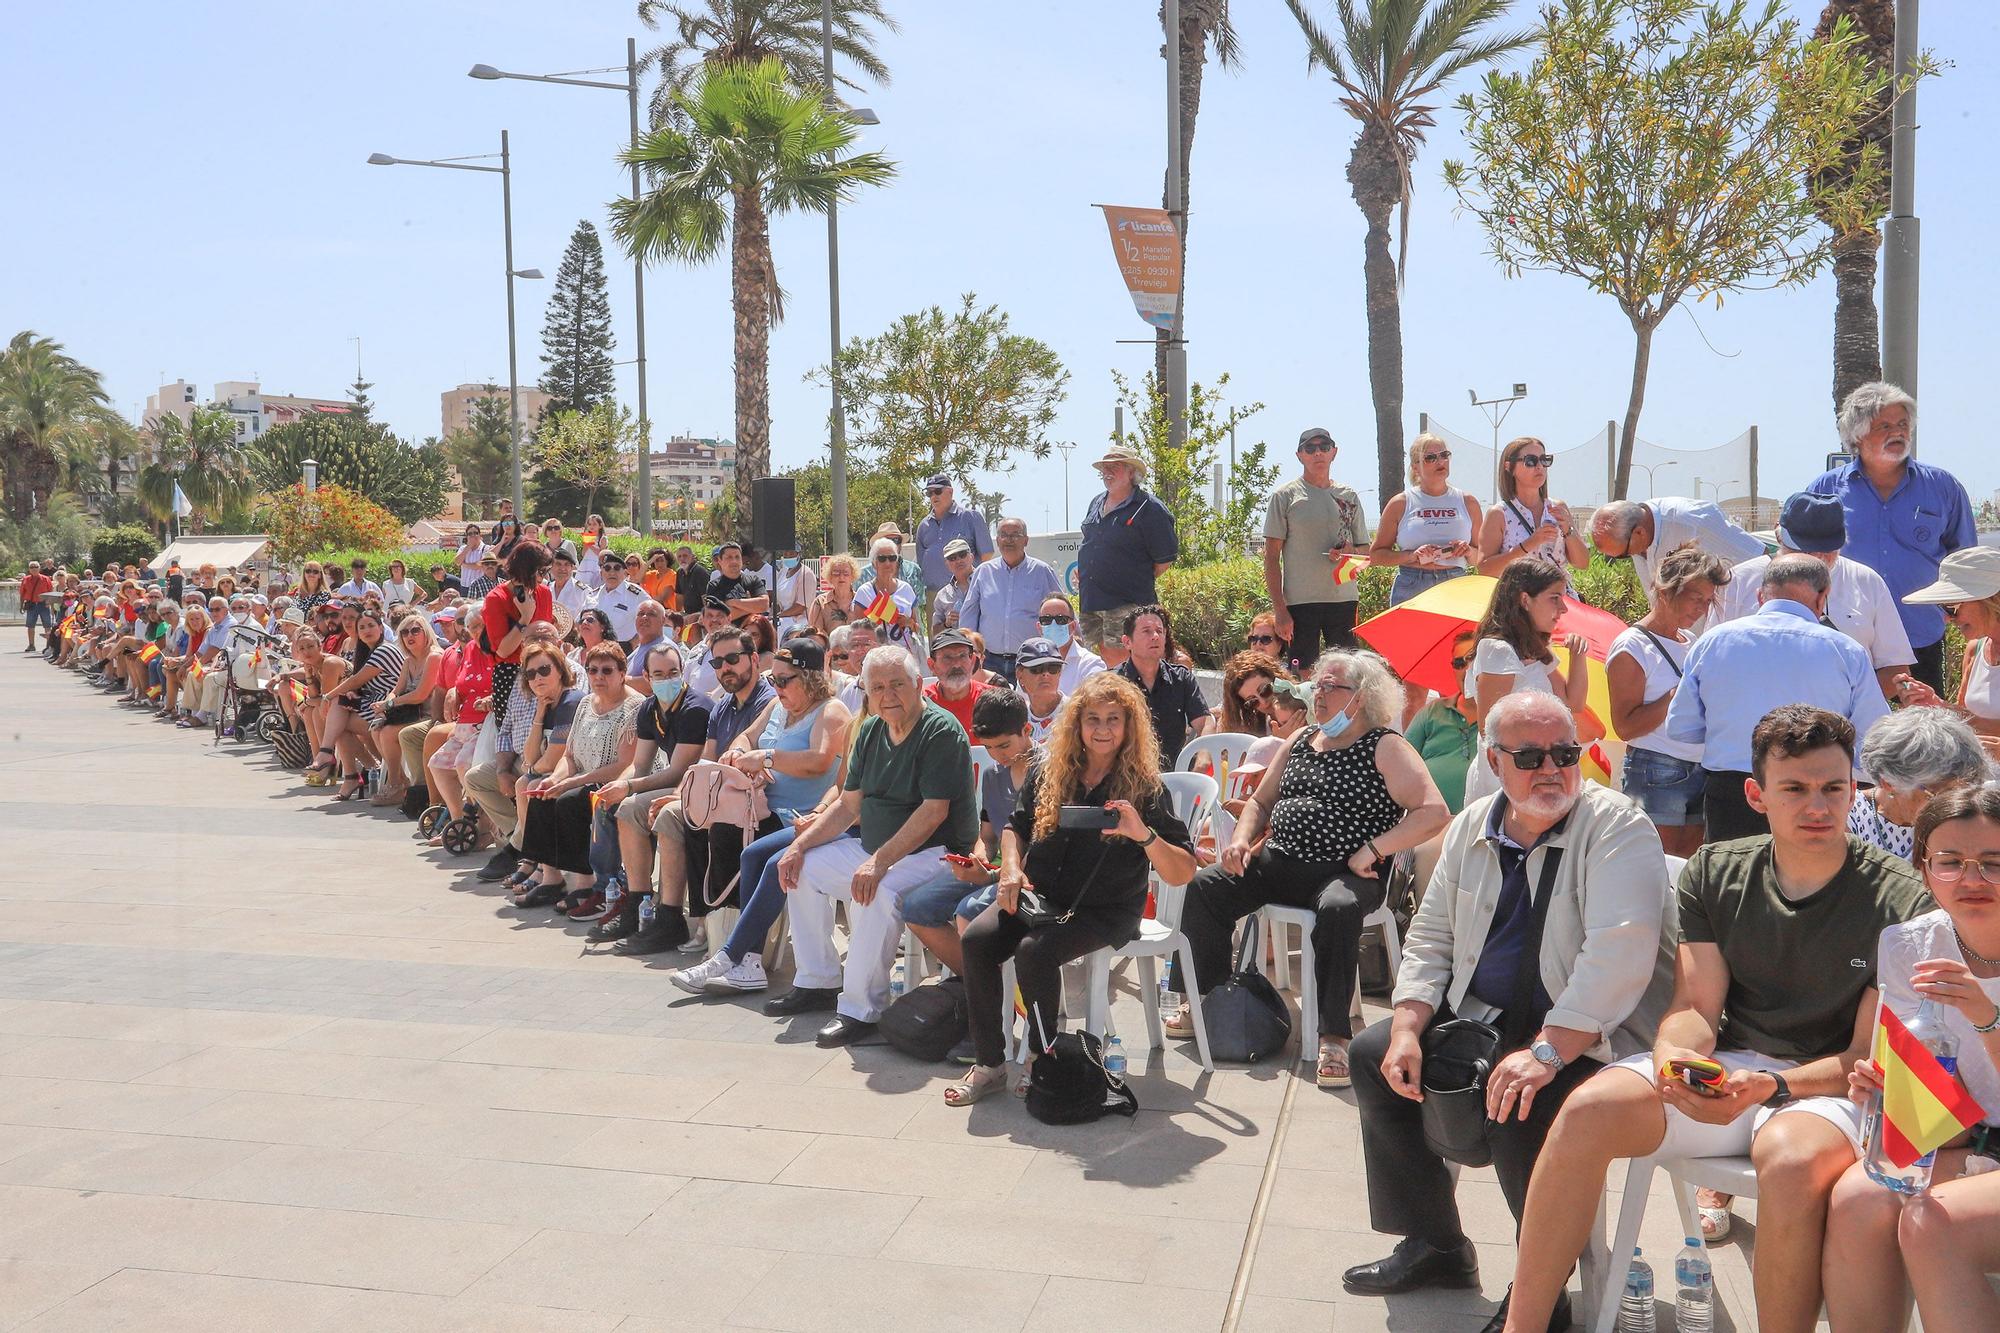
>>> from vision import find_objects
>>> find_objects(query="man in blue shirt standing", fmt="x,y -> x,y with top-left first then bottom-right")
958,516 -> 1062,684
1078,444 -> 1178,669
913,474 -> 992,623
1665,555 -> 1889,842
1810,382 -> 1975,693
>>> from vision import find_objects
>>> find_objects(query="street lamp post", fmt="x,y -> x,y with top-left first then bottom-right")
1628,460 -> 1675,498
1051,440 -> 1075,529
368,134 -> 542,513
470,44 -> 654,532
816,2 -> 879,553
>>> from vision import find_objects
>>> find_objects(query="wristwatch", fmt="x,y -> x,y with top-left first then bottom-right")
1761,1071 -> 1793,1107
1530,1039 -> 1565,1072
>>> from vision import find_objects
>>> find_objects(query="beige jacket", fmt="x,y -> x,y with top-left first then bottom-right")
1394,782 -> 1678,1062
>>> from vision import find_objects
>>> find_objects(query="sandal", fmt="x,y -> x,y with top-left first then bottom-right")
1697,1188 -> 1734,1241
944,1065 -> 1008,1108
1164,1006 -> 1195,1040
1013,1055 -> 1036,1099
335,773 -> 363,801
1316,1040 -> 1352,1089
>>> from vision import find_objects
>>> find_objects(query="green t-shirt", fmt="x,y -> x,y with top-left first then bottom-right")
844,700 -> 978,856
1677,835 -> 1931,1061
1261,477 -> 1370,605
1405,698 -> 1478,813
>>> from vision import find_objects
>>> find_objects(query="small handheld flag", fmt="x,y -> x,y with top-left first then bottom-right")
1873,1006 -> 1985,1168
138,642 -> 161,663
864,590 -> 905,628
1331,553 -> 1367,586
579,532 -> 597,547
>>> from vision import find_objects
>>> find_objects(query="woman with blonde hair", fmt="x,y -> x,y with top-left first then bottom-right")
808,553 -> 862,637
293,561 -> 331,615
1475,435 -> 1588,585
948,672 -> 1199,1105
368,615 -> 442,807
1370,433 -> 1482,606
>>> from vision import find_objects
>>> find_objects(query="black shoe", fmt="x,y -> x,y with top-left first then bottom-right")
476,846 -> 520,882
1477,1286 -> 1571,1333
763,986 -> 840,1017
614,907 -> 690,955
1341,1236 -> 1480,1296
587,893 -> 641,943
814,1014 -> 876,1048
511,883 -> 564,910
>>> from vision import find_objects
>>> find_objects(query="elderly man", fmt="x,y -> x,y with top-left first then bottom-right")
830,620 -> 879,712
1666,554 -> 1890,842
957,517 -> 1063,683
921,628 -> 989,733
1809,381 -> 1976,693
1015,637 -> 1066,742
19,561 -> 53,652
1589,496 -> 1766,606
593,556 -> 645,647
768,645 -> 979,1046
674,544 -> 709,616
548,549 -> 594,623
928,538 -> 977,635
1264,426 -> 1372,673
627,600 -> 674,679
1117,603 -> 1210,765
1716,491 -> 1913,697
1031,593 -> 1105,692
187,595 -> 236,725
1344,693 -> 1672,1333
705,540 -> 769,623
1078,443 -> 1177,669
462,552 -> 500,601
915,473 -> 992,611
1499,706 -> 1927,1333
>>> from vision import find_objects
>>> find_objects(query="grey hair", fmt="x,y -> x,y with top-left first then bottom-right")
1311,649 -> 1403,733
860,643 -> 921,689
1837,381 -> 1917,450
1591,500 -> 1647,546
996,515 -> 1029,536
869,537 -> 900,560
1861,708 -> 1991,791
828,623 -> 854,655
1761,553 -> 1831,597
1481,691 -> 1577,751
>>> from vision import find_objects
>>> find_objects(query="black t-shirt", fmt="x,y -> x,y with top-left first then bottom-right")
635,693 -> 714,758
677,562 -> 710,615
1009,766 -> 1191,927
1115,659 -> 1212,765
706,568 -> 766,618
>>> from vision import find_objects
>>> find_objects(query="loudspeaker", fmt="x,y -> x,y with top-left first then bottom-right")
751,476 -> 796,553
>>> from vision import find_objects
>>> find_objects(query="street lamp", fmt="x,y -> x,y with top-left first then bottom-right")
821,0 -> 880,555
1628,460 -> 1675,498
1470,383 -> 1529,497
368,133 -> 541,513
1051,440 -> 1076,529
470,43 -> 656,533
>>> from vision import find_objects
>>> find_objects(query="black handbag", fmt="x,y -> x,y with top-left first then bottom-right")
1025,1029 -> 1139,1124
1419,846 -> 1564,1168
1201,916 -> 1295,1064
881,977 -> 970,1064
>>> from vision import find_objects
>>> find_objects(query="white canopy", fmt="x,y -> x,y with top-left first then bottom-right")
147,534 -> 270,574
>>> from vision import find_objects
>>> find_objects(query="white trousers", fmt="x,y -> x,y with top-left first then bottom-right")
785,839 -> 951,1023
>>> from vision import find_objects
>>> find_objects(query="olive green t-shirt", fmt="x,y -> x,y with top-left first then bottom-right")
844,700 -> 978,856
1677,835 -> 1931,1061
1261,478 -> 1370,605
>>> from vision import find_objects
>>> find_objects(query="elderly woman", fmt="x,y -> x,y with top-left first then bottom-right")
1476,436 -> 1588,586
1822,787 -> 2000,1330
513,642 -> 640,907
1371,433 -> 1481,606
1171,649 -> 1452,1088
946,672 -> 1200,1106
320,607 -> 403,800
1899,547 -> 2000,754
1849,707 -> 1990,859
367,615 -> 442,807
160,602 -> 210,722
861,537 -> 923,657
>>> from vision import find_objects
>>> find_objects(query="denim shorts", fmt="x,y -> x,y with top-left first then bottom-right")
901,871 -> 993,928
1387,565 -> 1466,606
1622,746 -> 1705,826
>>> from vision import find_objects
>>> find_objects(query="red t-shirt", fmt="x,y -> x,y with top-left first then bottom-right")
922,678 -> 989,735
19,573 -> 51,603
455,641 -> 498,725
482,583 -> 554,664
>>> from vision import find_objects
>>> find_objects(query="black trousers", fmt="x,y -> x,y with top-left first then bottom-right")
1351,1015 -> 1602,1243
686,814 -> 783,918
1701,768 -> 1768,843
1171,849 -> 1383,1040
1911,639 -> 1945,695
1284,601 -> 1359,676
960,904 -> 1128,1067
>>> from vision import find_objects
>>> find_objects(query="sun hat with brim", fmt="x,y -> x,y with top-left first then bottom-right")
1092,443 -> 1148,477
1903,547 -> 2000,605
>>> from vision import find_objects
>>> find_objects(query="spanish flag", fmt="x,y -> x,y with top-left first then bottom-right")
1331,553 -> 1367,586
1872,1006 -> 1985,1167
579,532 -> 597,547
678,621 -> 702,646
146,683 -> 162,699
864,590 -> 904,629
289,680 -> 309,704
138,642 -> 161,663
186,659 -> 205,682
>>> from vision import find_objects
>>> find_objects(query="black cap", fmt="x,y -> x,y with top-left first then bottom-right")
930,628 -> 977,655
774,637 -> 826,672
1777,492 -> 1845,554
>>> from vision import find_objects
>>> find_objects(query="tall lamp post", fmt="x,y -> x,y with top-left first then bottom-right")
1052,440 -> 1075,529
368,134 -> 542,512
470,44 -> 654,531
818,0 -> 880,554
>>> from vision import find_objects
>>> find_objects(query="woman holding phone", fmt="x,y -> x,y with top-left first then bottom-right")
1370,433 -> 1482,606
948,672 -> 1197,1106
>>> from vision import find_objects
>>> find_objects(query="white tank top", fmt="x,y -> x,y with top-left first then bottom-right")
1965,642 -> 2000,721
1396,487 -> 1474,567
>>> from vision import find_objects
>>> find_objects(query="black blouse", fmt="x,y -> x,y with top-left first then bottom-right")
1008,765 -> 1193,925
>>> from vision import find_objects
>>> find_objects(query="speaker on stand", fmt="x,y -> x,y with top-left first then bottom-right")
750,476 -> 797,553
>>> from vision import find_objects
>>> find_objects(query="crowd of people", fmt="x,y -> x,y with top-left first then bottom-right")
18,381 -> 2000,1330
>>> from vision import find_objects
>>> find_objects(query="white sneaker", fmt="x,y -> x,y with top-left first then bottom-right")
704,954 -> 767,994
670,951 -> 734,995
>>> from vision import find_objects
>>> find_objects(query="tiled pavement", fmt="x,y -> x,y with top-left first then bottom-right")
0,652 -> 1767,1331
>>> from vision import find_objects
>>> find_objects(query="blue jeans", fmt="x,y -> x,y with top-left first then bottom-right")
722,825 -> 799,962
1387,565 -> 1466,606
982,651 -> 1018,686
1622,747 -> 1706,828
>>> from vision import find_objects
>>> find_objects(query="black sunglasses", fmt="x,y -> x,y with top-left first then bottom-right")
1020,663 -> 1061,676
1494,742 -> 1583,770
1450,653 -> 1474,670
1037,614 -> 1074,626
1299,440 -> 1335,454
1247,633 -> 1280,647
1515,454 -> 1557,468
1422,450 -> 1452,463
925,487 -> 947,496
768,671 -> 800,688
712,650 -> 749,667
522,664 -> 556,680
873,554 -> 899,563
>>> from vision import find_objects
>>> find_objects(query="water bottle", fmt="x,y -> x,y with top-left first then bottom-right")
1863,997 -> 1958,1195
1104,1035 -> 1127,1083
1160,966 -> 1181,1015
1614,1249 -> 1655,1333
890,961 -> 906,999
637,894 -> 656,929
1673,1237 -> 1713,1333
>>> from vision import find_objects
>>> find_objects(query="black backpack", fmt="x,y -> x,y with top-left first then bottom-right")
1024,1029 -> 1139,1124
879,977 -> 969,1063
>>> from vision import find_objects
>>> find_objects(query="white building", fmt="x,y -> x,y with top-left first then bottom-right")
648,435 -> 736,507
144,379 -> 353,445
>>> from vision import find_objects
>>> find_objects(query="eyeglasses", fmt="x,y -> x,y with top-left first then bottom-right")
769,672 -> 801,688
712,650 -> 749,667
1247,633 -> 1279,647
1515,454 -> 1557,468
1299,440 -> 1335,455
400,628 -> 425,639
585,664 -> 622,678
1312,680 -> 1355,697
947,550 -> 973,561
1239,682 -> 1273,708
874,554 -> 899,563
925,486 -> 947,496
522,664 -> 556,680
1451,653 -> 1474,669
1494,742 -> 1583,770
1038,614 -> 1074,626
1925,855 -> 2000,884
1423,450 -> 1452,463
1020,663 -> 1061,676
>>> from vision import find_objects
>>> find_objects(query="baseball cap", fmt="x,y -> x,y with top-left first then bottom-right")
773,637 -> 826,673
943,537 -> 973,558
1016,637 -> 1062,669
930,628 -> 977,655
1776,493 -> 1845,555
923,472 -> 951,490
1904,547 -> 2000,605
1298,427 -> 1334,448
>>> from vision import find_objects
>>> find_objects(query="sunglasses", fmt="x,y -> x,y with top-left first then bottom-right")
1238,681 -> 1274,707
400,627 -> 425,639
947,550 -> 973,560
874,554 -> 899,563
1299,440 -> 1335,454
1423,450 -> 1452,463
586,664 -> 622,678
1515,454 -> 1556,468
1021,663 -> 1061,676
768,671 -> 801,688
1247,633 -> 1279,647
712,650 -> 750,668
1038,614 -> 1074,626
1450,653 -> 1474,670
925,487 -> 947,496
1494,742 -> 1583,770
522,664 -> 556,680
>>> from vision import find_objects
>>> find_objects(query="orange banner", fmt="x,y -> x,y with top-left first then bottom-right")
1096,204 -> 1182,332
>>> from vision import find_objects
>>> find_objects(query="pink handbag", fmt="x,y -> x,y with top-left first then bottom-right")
678,759 -> 771,833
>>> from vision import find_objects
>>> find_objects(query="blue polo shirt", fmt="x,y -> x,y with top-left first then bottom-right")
915,505 -> 993,591
1810,459 -> 1975,650
1078,486 -> 1179,612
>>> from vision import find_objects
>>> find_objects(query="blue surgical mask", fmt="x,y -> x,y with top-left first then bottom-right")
780,556 -> 799,572
1042,621 -> 1071,649
1317,703 -> 1355,742
651,678 -> 685,708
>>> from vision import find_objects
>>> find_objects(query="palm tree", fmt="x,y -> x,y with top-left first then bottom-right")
1283,0 -> 1533,504
637,0 -> 896,125
614,57 -> 895,527
137,406 -> 253,533
1813,0 -> 1896,413
0,331 -> 120,522
1156,1 -> 1242,396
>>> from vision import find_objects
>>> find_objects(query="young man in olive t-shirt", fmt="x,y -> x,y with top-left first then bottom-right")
1498,705 -> 1928,1333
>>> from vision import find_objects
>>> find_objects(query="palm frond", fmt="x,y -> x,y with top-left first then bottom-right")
1283,0 -> 1349,83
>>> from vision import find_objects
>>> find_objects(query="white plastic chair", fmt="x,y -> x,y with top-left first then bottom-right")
1582,1154 -> 1754,1333
1176,732 -> 1259,787
1261,897 -> 1403,1067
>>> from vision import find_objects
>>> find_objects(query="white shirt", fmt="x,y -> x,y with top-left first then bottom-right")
686,642 -> 722,701
551,577 -> 596,623
335,578 -> 381,600
1028,699 -> 1062,746
1877,909 -> 2000,1128
1464,638 -> 1561,807
1058,641 -> 1107,694
1716,552 -> 1914,672
1633,498 -> 1766,602
381,578 -> 418,606
1606,625 -> 1702,761
594,581 -> 645,642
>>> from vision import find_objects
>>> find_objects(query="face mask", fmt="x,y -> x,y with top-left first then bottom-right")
1042,621 -> 1071,649
780,557 -> 799,572
651,678 -> 685,708
1317,702 -> 1355,742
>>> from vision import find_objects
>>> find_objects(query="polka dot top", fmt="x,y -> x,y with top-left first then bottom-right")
1266,728 -> 1405,868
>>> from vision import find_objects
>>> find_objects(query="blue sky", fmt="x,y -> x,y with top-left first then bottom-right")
4,1 -> 1996,530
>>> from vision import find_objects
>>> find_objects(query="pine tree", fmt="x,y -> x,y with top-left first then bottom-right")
348,373 -> 374,422
538,220 -> 617,416
443,389 -> 514,519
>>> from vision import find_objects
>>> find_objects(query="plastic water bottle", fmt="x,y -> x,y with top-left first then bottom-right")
1614,1249 -> 1655,1333
1160,967 -> 1181,1015
1104,1035 -> 1127,1083
1863,997 -> 1958,1195
637,894 -> 656,929
889,961 -> 906,999
1673,1237 -> 1713,1332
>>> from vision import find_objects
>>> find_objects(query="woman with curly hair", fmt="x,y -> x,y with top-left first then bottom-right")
1220,650 -> 1287,737
947,672 -> 1199,1106
808,553 -> 862,638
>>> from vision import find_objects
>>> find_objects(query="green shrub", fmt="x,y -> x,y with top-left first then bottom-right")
91,523 -> 159,571
303,546 -> 448,598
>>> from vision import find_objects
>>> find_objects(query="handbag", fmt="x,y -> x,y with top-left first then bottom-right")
1024,1027 -> 1139,1124
1419,846 -> 1565,1168
679,758 -> 772,832
881,977 -> 970,1063
1201,916 -> 1294,1064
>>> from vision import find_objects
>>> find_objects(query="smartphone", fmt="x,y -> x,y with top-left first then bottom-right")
1663,1057 -> 1727,1094
943,853 -> 994,871
1058,805 -> 1120,831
